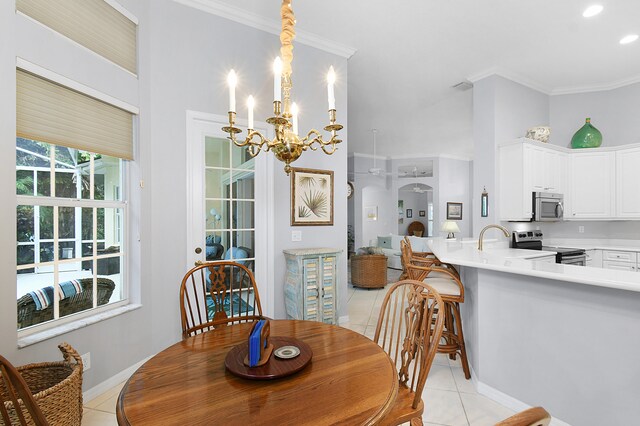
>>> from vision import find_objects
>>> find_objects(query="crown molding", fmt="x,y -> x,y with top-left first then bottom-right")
349,152 -> 472,162
349,153 -> 388,160
173,0 -> 357,59
468,67 -> 640,97
551,74 -> 640,96
467,68 -> 552,95
390,153 -> 473,162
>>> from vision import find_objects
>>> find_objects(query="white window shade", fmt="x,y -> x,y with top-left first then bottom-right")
16,0 -> 137,74
17,69 -> 134,160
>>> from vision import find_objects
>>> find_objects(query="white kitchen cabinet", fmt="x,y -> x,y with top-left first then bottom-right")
616,147 -> 640,218
601,250 -> 638,272
585,249 -> 602,268
499,140 -> 566,221
568,151 -> 615,219
499,140 -> 640,221
602,260 -> 636,272
530,146 -> 564,193
602,250 -> 637,263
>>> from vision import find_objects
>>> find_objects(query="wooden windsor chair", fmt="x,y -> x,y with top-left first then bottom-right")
373,280 -> 445,425
495,407 -> 551,426
0,355 -> 49,426
179,261 -> 265,339
400,238 -> 471,380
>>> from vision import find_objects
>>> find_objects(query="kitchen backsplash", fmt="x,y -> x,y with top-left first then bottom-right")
501,220 -> 640,240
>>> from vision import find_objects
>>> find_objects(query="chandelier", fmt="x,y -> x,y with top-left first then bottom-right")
222,0 -> 343,175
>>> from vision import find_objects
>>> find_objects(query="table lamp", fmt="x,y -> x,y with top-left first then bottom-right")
441,221 -> 460,239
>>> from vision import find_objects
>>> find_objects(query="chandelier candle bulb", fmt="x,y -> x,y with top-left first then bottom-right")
227,70 -> 237,113
327,66 -> 336,110
291,102 -> 299,134
247,96 -> 255,130
273,57 -> 283,102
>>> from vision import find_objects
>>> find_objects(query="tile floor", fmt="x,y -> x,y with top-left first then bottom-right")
82,268 -> 515,425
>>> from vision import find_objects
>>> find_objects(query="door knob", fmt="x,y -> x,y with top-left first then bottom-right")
195,247 -> 202,254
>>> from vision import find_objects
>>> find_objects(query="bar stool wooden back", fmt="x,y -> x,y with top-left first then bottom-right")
400,239 -> 471,380
400,237 -> 459,280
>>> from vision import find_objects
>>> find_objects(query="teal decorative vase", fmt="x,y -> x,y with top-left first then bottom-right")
571,118 -> 602,148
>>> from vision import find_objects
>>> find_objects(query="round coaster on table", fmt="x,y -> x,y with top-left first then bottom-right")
274,345 -> 300,359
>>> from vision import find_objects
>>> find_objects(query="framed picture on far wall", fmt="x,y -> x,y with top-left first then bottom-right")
406,209 -> 413,218
446,202 -> 463,220
290,167 -> 334,226
364,206 -> 378,221
419,210 -> 426,217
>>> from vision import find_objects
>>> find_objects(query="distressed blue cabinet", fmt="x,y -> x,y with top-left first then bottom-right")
283,248 -> 342,324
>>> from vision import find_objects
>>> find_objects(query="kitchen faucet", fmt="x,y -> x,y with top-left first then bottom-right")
478,224 -> 510,251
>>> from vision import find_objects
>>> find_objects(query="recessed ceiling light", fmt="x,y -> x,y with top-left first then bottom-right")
582,5 -> 603,18
620,34 -> 639,45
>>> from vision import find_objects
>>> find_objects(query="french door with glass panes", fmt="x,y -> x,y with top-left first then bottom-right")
186,111 -> 273,317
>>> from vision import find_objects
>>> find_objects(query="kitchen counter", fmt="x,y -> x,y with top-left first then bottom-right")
545,238 -> 640,252
427,237 -> 640,426
428,238 -> 640,293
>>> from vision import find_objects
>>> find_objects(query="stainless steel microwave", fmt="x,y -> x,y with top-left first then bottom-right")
533,192 -> 564,222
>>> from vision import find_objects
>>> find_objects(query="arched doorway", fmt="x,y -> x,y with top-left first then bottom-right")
397,183 -> 433,236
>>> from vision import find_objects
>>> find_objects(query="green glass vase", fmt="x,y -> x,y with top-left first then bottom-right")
571,118 -> 602,149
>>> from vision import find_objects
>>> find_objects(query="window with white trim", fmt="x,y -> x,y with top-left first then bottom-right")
16,69 -> 133,332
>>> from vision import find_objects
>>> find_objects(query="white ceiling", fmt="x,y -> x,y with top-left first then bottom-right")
203,0 -> 640,159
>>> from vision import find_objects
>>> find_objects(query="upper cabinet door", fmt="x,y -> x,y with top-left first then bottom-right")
570,151 -> 615,218
616,147 -> 640,218
527,145 -> 546,192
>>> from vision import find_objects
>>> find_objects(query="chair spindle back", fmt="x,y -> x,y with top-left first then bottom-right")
180,261 -> 264,338
373,280 -> 445,409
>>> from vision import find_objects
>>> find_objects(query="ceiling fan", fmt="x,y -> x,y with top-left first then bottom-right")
401,184 -> 432,194
352,129 -> 393,177
400,167 -> 432,193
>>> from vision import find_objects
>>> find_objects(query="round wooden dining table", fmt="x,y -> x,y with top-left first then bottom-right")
116,320 -> 398,425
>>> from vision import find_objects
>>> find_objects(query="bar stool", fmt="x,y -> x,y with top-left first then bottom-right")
399,237 -> 460,280
400,238 -> 471,379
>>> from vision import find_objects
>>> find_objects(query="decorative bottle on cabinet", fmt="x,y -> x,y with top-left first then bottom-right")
571,118 -> 602,149
283,248 -> 342,324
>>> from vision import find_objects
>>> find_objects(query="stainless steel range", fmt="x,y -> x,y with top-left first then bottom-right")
511,231 -> 587,266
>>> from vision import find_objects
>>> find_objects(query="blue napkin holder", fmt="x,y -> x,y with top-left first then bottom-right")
243,319 -> 273,367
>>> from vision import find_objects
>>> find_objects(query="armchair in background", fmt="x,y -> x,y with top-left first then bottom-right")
206,235 -> 224,261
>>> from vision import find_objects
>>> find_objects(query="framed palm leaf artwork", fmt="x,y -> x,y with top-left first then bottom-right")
290,168 -> 334,226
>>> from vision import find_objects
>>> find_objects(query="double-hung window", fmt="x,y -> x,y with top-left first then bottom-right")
16,69 -> 134,332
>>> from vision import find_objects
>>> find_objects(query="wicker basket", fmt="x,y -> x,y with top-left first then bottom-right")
350,254 -> 388,289
1,343 -> 83,426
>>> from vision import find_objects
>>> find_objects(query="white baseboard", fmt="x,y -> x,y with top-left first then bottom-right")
470,367 -> 572,426
83,355 -> 153,403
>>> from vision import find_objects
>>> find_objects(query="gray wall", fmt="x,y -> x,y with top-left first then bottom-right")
438,157 -> 472,238
550,83 -> 640,148
472,75 -> 549,236
1,0 -> 348,391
